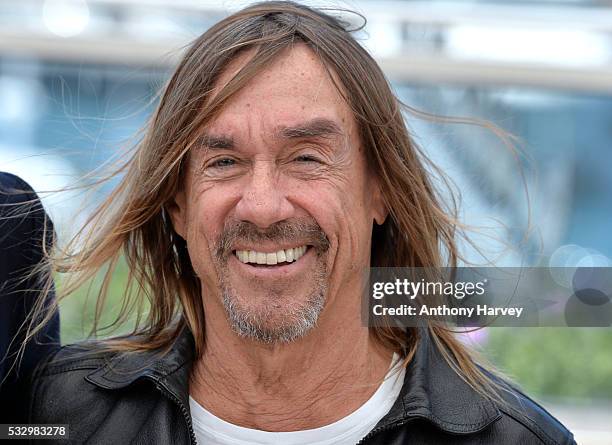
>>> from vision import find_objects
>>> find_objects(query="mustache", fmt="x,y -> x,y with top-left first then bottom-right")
215,217 -> 330,260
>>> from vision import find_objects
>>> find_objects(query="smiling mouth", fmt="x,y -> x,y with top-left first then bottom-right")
234,245 -> 309,266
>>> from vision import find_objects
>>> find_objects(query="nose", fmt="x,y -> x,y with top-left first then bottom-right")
234,161 -> 294,229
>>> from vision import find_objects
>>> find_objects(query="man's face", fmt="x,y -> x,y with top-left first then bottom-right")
170,44 -> 386,343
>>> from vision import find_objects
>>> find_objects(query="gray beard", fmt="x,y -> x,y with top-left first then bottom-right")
220,267 -> 327,344
212,218 -> 331,344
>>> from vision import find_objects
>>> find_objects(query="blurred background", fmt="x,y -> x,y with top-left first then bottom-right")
1,0 -> 611,442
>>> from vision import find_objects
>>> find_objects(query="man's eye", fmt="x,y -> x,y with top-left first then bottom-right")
209,158 -> 236,168
294,155 -> 321,163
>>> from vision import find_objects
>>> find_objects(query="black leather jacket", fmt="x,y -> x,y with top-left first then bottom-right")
29,328 -> 575,444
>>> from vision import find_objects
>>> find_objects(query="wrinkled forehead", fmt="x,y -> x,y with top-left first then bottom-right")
204,43 -> 359,143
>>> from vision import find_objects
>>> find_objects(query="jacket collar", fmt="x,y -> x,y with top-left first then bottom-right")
376,330 -> 501,434
85,327 -> 500,434
85,326 -> 195,408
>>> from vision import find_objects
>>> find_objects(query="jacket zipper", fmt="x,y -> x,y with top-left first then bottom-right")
153,379 -> 197,445
357,418 -> 411,444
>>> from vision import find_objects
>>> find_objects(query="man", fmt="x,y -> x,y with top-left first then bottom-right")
29,2 -> 574,444
0,172 -> 59,423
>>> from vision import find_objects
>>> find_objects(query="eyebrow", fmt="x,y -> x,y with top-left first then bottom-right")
198,118 -> 344,150
277,118 -> 344,140
198,134 -> 235,150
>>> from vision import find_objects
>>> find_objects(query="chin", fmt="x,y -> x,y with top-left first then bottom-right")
221,287 -> 326,344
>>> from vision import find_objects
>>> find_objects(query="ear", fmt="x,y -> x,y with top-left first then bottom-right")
371,180 -> 389,225
166,188 -> 187,239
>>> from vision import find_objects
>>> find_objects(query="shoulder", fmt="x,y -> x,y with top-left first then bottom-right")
28,337 -> 183,422
0,171 -> 50,236
398,331 -> 575,445
29,343 -> 175,443
35,342 -> 111,376
0,171 -> 33,192
29,343 -> 115,423
489,376 -> 575,445
0,172 -> 37,204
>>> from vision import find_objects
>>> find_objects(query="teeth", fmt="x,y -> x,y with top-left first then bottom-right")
235,246 -> 308,265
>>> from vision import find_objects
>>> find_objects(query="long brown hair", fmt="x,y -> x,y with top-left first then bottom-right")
28,1 -> 520,401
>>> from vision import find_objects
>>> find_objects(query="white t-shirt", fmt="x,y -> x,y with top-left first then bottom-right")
189,354 -> 405,445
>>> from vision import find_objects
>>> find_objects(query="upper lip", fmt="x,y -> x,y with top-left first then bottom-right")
231,243 -> 310,253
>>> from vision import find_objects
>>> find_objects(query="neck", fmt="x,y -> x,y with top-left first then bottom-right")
189,300 -> 393,431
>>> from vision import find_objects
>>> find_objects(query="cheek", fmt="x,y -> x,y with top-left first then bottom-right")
291,176 -> 372,268
184,182 -> 241,270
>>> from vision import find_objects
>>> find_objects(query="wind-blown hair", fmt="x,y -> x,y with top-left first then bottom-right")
28,1 -> 517,401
